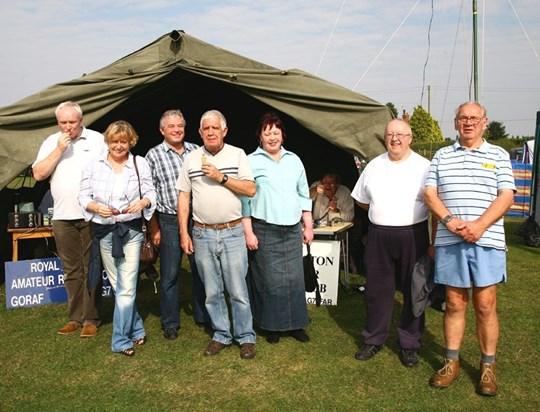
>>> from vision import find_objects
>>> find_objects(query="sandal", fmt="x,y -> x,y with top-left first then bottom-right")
135,336 -> 147,346
120,347 -> 135,357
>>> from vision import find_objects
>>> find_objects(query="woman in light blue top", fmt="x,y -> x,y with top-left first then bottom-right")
79,120 -> 156,356
242,112 -> 314,344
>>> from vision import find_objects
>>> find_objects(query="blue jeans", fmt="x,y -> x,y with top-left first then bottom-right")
159,213 -> 209,329
100,229 -> 145,352
192,224 -> 255,345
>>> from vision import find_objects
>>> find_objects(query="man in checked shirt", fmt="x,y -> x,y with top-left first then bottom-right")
145,109 -> 209,341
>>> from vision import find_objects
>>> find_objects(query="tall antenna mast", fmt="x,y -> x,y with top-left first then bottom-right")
473,0 -> 479,101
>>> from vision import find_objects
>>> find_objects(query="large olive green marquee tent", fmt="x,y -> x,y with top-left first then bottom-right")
0,30 -> 391,189
0,30 -> 392,266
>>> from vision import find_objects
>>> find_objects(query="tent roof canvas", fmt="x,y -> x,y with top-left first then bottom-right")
0,30 -> 391,190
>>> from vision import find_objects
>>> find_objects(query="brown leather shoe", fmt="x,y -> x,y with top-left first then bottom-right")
57,323 -> 79,335
240,343 -> 256,359
477,362 -> 498,396
80,324 -> 97,338
429,358 -> 460,388
204,340 -> 229,356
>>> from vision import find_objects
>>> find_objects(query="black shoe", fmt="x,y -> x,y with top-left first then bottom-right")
266,333 -> 280,344
289,329 -> 310,343
195,320 -> 212,330
355,344 -> 383,360
163,328 -> 178,340
400,348 -> 419,367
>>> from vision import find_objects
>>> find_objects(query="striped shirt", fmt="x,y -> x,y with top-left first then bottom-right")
145,140 -> 199,215
425,140 -> 516,250
176,144 -> 254,224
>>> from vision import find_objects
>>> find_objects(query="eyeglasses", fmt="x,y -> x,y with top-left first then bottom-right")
456,116 -> 484,125
385,133 -> 411,140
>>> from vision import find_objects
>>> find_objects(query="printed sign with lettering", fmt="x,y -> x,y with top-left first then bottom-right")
304,240 -> 340,305
101,269 -> 113,298
5,258 -> 114,308
5,257 -> 67,309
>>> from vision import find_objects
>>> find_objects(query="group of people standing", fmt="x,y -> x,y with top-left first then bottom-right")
33,103 -> 314,360
33,100 -> 514,396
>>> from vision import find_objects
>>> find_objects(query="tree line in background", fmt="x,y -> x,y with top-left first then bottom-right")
385,102 -> 533,161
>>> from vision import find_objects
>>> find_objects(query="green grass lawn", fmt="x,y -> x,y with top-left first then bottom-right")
0,218 -> 538,411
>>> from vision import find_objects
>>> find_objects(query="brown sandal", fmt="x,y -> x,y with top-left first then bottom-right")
135,336 -> 147,346
120,347 -> 135,357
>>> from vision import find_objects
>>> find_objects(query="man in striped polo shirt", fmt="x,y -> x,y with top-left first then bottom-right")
424,102 -> 515,396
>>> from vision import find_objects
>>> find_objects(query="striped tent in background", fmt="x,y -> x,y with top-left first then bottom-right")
507,160 -> 533,218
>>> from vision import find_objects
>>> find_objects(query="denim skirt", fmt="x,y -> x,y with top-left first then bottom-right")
248,219 -> 309,331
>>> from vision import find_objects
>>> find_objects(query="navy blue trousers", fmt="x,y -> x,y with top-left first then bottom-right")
362,220 -> 429,349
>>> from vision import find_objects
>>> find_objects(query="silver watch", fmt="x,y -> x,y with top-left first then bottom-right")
442,214 -> 454,226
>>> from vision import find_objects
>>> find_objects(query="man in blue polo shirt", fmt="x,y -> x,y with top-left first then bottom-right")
424,102 -> 515,396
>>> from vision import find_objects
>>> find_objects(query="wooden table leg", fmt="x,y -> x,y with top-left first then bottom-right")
12,234 -> 19,261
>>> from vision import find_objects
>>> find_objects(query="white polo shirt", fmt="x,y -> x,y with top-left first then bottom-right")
33,127 -> 106,220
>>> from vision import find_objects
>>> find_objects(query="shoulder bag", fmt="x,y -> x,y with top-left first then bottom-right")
133,156 -> 158,265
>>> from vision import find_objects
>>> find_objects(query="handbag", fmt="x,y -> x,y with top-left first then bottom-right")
133,156 -> 158,265
303,244 -> 321,307
140,231 -> 158,265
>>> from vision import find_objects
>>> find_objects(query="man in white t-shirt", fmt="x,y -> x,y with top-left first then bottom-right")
33,101 -> 106,338
351,118 -> 430,368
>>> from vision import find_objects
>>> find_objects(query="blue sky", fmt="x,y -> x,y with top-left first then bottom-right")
0,0 -> 538,138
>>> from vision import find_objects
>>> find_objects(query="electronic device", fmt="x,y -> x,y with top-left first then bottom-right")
8,212 -> 43,229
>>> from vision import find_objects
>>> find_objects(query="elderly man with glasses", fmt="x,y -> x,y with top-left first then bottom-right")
351,118 -> 431,368
425,102 -> 515,396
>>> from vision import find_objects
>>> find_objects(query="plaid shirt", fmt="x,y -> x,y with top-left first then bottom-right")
145,140 -> 199,214
79,153 -> 156,224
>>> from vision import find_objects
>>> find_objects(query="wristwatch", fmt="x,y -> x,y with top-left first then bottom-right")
442,214 -> 454,226
220,174 -> 229,184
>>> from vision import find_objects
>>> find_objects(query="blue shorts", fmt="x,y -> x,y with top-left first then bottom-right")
434,242 -> 507,288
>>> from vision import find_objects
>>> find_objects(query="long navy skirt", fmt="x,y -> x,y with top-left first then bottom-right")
248,219 -> 309,332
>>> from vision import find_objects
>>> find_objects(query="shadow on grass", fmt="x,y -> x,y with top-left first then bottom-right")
325,280 -> 476,376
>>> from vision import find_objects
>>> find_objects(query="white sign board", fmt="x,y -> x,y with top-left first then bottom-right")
304,240 -> 340,305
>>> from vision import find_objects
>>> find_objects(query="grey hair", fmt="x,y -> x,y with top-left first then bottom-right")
200,110 -> 227,130
55,101 -> 83,118
159,109 -> 186,129
454,101 -> 487,118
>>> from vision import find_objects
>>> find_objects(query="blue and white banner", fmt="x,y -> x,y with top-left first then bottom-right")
5,258 -> 113,309
5,258 -> 67,309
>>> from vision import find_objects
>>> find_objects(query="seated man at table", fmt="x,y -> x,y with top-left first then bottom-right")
309,172 -> 354,224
